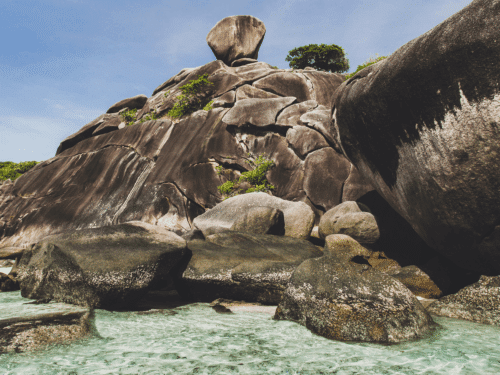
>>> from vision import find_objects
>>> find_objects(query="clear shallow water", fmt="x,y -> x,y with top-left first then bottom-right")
1,291 -> 500,375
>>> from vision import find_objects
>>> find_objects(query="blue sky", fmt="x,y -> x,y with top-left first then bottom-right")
0,0 -> 471,163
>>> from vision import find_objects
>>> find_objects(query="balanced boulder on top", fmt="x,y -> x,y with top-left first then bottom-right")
207,15 -> 266,65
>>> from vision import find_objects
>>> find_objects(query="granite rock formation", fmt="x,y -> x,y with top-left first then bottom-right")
17,222 -> 188,309
176,231 -> 323,304
427,275 -> 500,325
274,234 -> 435,343
206,15 -> 266,65
332,0 -> 500,274
0,58 -> 368,249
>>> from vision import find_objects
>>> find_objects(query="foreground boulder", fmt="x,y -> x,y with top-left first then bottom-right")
0,294 -> 93,353
193,192 -> 315,239
333,0 -> 500,274
427,276 -> 500,325
17,222 -> 187,309
274,234 -> 434,343
206,15 -> 266,65
176,231 -> 323,304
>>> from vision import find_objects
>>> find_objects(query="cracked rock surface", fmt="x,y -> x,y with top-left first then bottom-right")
0,58 -> 371,249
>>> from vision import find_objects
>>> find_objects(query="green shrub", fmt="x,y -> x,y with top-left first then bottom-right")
203,100 -> 214,111
167,74 -> 215,119
0,161 -> 39,181
216,154 -> 275,199
139,109 -> 158,123
121,108 -> 138,126
217,180 -> 235,195
345,54 -> 388,80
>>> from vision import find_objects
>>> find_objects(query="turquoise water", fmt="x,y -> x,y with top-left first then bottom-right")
1,291 -> 500,375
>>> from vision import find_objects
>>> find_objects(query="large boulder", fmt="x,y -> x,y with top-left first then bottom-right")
332,0 -> 500,274
427,275 -> 500,325
192,192 -> 315,240
274,234 -> 434,343
230,206 -> 285,235
176,231 -> 323,304
206,16 -> 266,65
16,222 -> 188,309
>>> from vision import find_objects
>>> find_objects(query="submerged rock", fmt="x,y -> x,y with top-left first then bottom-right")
17,222 -> 188,309
275,234 -> 434,343
427,275 -> 500,325
0,298 -> 93,353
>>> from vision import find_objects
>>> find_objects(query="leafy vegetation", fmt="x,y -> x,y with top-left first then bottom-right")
216,154 -> 275,199
344,54 -> 388,80
203,100 -> 214,111
0,161 -> 39,181
139,109 -> 158,123
166,74 -> 215,118
285,43 -> 349,73
120,108 -> 138,126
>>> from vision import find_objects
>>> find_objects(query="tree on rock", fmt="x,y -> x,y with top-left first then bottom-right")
285,44 -> 349,73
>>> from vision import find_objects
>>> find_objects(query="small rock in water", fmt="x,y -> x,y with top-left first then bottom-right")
24,298 -> 52,305
211,303 -> 233,314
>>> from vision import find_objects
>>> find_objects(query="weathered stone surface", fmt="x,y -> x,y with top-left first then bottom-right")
286,126 -> 329,159
17,222 -> 188,309
302,71 -> 344,107
230,206 -> 285,235
390,265 -> 444,299
332,0 -> 500,274
274,234 -> 434,343
193,192 -> 314,240
276,100 -> 318,126
341,165 -> 375,202
253,72 -> 311,103
235,84 -> 280,100
0,293 -> 93,353
231,58 -> 258,67
106,94 -> 148,114
332,212 -> 380,244
323,234 -> 372,261
206,16 -> 266,65
319,202 -> 365,240
92,112 -> 123,136
0,272 -> 19,291
212,90 -> 235,108
176,231 -> 322,304
222,97 -> 296,127
303,148 -> 351,211
0,247 -> 24,260
427,276 -> 500,325
301,105 -> 339,149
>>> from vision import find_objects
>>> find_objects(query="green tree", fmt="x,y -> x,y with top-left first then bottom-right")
285,43 -> 349,73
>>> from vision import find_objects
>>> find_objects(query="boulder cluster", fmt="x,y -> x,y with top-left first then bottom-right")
2,1 -> 500,350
